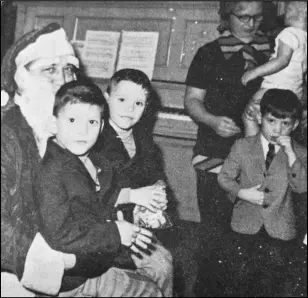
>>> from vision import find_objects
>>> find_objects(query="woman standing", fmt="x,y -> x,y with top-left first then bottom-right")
184,1 -> 273,296
185,0 -> 273,227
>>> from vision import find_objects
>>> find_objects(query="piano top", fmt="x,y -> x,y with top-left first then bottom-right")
154,110 -> 198,140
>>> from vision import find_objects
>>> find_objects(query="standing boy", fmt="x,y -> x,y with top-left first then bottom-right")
218,88 -> 307,296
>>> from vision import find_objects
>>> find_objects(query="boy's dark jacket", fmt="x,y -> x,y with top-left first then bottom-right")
34,139 -> 124,291
94,120 -> 166,189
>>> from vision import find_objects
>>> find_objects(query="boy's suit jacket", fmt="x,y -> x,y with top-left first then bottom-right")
218,134 -> 307,241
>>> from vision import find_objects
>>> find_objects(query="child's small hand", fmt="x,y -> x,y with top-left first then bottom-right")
243,101 -> 260,120
130,185 -> 168,212
277,136 -> 294,155
115,211 -> 153,253
277,136 -> 297,166
241,70 -> 257,86
238,184 -> 264,205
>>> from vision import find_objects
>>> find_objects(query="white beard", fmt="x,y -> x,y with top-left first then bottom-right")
15,85 -> 56,158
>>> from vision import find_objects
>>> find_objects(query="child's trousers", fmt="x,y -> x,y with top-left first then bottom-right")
58,266 -> 163,297
132,241 -> 174,297
59,242 -> 173,297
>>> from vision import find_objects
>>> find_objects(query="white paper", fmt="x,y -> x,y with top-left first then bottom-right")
82,31 -> 121,78
116,31 -> 159,80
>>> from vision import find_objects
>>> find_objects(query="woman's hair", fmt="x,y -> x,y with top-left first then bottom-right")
53,79 -> 106,117
218,1 -> 263,34
260,89 -> 302,121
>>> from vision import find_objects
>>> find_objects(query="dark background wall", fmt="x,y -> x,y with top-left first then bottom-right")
1,1 -> 17,63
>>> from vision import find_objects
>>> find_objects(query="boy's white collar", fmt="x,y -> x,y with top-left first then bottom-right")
260,134 -> 280,156
109,119 -> 133,140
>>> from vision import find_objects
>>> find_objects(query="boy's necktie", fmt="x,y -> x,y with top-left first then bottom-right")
265,143 -> 275,171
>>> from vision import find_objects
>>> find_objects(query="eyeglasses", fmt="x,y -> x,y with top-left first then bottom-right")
231,12 -> 263,24
27,63 -> 77,83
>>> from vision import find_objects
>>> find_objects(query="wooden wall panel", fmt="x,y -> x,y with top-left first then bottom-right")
21,6 -> 67,35
14,1 -> 220,84
34,16 -> 65,30
181,20 -> 219,69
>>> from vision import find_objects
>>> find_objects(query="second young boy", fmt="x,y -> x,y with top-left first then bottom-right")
93,68 -> 174,297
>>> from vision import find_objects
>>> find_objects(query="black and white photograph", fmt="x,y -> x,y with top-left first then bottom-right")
1,1 -> 307,297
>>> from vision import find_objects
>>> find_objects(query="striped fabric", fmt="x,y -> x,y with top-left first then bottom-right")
218,31 -> 272,70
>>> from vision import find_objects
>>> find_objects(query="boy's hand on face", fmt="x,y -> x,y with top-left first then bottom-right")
238,184 -> 264,205
129,186 -> 168,212
277,136 -> 294,155
277,136 -> 297,166
115,211 -> 153,253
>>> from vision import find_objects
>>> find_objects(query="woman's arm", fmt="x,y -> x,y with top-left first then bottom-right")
184,86 -> 214,126
184,86 -> 241,137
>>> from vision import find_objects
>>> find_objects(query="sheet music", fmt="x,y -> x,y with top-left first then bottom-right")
116,31 -> 159,80
82,30 -> 121,78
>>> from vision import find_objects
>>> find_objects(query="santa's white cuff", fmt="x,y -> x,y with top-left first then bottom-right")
21,232 -> 75,295
1,272 -> 35,297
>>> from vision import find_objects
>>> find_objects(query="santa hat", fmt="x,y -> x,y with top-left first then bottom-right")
1,23 -> 78,109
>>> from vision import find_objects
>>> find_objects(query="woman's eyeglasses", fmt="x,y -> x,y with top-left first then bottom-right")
231,12 -> 263,24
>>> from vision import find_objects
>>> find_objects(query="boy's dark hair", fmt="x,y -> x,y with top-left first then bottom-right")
260,89 -> 302,121
106,68 -> 153,103
54,79 -> 106,117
